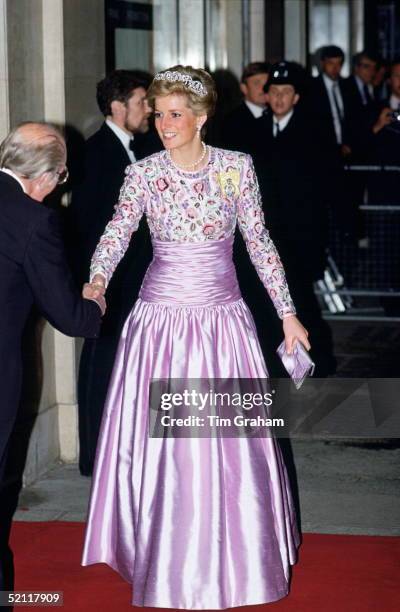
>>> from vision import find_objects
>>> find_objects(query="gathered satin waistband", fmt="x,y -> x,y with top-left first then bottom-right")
139,236 -> 242,306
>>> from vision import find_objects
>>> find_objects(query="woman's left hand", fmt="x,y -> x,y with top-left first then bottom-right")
282,315 -> 310,354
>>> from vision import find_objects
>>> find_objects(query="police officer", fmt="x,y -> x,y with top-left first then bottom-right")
258,62 -> 336,376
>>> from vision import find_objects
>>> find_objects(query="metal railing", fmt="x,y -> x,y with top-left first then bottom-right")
315,165 -> 400,318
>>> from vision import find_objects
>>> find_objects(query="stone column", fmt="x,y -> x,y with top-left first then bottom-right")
284,0 -> 307,65
0,0 -> 9,140
178,0 -> 205,67
250,0 -> 265,62
153,0 -> 178,71
0,0 -> 106,481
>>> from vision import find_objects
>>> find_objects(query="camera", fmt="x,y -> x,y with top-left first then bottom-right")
389,110 -> 400,121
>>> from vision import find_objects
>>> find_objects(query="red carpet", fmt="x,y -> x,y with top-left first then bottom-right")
10,522 -> 400,611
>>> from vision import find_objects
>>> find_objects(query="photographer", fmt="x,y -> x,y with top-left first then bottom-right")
369,60 -> 400,315
372,59 -> 400,155
370,59 -> 400,204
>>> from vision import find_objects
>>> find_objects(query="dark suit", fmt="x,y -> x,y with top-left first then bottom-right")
221,101 -> 266,154
308,75 -> 351,151
342,75 -> 378,159
255,109 -> 336,376
0,171 -> 101,595
371,100 -> 400,167
305,75 -> 357,237
68,122 -> 158,475
370,102 -> 400,313
341,76 -> 381,240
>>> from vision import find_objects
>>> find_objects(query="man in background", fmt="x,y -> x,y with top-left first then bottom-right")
370,60 -> 400,314
68,70 -> 159,476
309,45 -> 352,157
259,62 -> 336,376
345,51 -> 377,113
221,61 -> 270,153
341,51 -> 378,244
0,121 -> 105,600
306,46 -> 356,242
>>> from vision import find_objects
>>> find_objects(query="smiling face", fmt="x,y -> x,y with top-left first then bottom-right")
154,93 -> 206,151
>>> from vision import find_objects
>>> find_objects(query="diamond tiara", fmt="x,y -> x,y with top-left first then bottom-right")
153,70 -> 208,97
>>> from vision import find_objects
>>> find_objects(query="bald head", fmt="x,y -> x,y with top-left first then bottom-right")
0,121 -> 66,181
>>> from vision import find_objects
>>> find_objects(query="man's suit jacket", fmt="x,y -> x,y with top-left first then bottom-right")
221,101 -> 266,155
372,99 -> 400,165
307,75 -> 351,151
68,122 -> 156,330
0,172 -> 101,473
369,99 -> 400,204
343,75 -> 374,111
256,108 -> 329,280
342,75 -> 379,160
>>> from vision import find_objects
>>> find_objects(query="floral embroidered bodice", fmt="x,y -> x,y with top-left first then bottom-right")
90,146 -> 296,318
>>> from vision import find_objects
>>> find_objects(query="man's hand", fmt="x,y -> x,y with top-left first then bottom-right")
372,107 -> 393,134
82,282 -> 105,300
82,275 -> 106,315
341,144 -> 352,158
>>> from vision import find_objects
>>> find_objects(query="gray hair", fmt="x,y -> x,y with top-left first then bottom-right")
0,121 -> 66,179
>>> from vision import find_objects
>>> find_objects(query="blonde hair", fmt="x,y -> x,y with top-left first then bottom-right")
147,65 -> 217,119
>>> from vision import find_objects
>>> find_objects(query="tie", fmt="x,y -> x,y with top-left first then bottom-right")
274,121 -> 280,137
332,83 -> 344,120
363,83 -> 372,105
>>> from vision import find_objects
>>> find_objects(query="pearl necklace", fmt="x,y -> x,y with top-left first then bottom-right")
169,142 -> 208,170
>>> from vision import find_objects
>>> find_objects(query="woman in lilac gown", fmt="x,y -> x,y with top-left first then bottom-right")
82,65 -> 310,609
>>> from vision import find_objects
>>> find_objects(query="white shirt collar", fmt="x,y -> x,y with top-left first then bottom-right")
244,99 -> 265,119
389,93 -> 400,110
273,109 -> 294,132
322,73 -> 339,90
355,74 -> 364,92
355,75 -> 373,96
0,168 -> 27,193
105,118 -> 135,162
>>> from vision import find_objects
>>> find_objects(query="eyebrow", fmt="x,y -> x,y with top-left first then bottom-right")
154,108 -> 183,113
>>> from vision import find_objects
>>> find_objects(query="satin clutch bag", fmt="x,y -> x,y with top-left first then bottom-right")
277,340 -> 315,389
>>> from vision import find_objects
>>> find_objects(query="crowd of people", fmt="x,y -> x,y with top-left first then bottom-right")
0,47 -> 398,607
63,46 -> 400,475
213,48 -> 400,368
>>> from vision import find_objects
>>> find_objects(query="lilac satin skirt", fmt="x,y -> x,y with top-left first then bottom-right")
82,236 -> 300,609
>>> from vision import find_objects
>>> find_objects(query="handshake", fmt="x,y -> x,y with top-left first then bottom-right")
82,274 -> 107,316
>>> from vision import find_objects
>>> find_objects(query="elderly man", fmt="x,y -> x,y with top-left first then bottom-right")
0,121 -> 105,598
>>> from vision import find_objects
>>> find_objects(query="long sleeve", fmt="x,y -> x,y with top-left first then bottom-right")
90,163 -> 146,286
236,154 -> 296,319
24,211 -> 101,338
